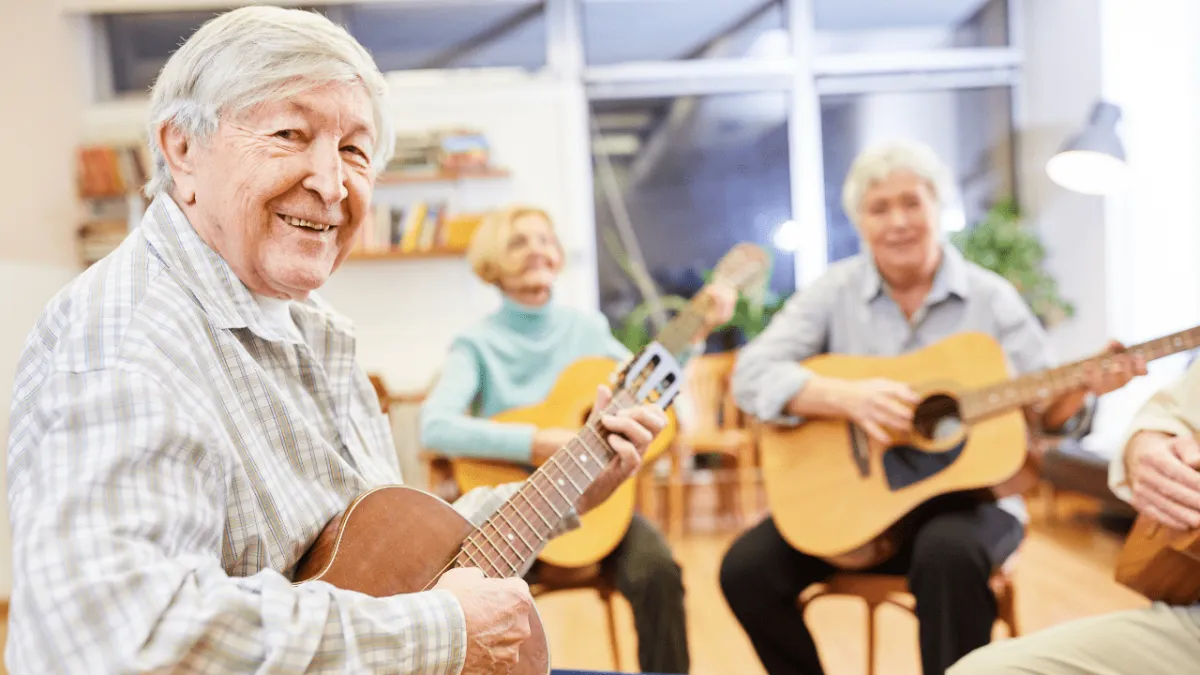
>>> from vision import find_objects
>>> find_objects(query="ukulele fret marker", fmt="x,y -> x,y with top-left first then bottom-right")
475,528 -> 518,575
550,456 -> 585,492
544,470 -> 572,502
496,509 -> 534,553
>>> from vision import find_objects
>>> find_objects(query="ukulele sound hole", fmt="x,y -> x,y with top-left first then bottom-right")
880,393 -> 966,492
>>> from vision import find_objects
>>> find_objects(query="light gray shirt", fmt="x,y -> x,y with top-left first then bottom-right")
732,244 -> 1072,522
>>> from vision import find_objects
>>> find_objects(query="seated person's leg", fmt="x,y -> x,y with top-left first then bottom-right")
608,513 -> 689,673
948,604 -> 1200,674
719,514 -> 838,675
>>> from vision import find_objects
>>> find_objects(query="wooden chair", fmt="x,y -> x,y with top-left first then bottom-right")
367,373 -> 456,499
528,562 -> 624,671
798,555 -> 1020,675
667,351 -> 758,536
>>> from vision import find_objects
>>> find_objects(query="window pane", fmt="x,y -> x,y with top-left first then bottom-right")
582,0 -> 788,66
103,2 -> 545,96
820,86 -> 1015,263
814,0 -> 1008,53
591,92 -> 794,353
346,2 -> 545,72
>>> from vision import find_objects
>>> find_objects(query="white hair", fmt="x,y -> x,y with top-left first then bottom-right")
841,139 -> 956,227
144,6 -> 394,197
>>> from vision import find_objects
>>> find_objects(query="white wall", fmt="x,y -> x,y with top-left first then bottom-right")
1099,0 -> 1200,344
0,3 -> 89,598
1019,0 -> 1107,362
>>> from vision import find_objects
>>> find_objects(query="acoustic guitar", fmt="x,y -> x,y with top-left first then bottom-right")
449,243 -> 770,568
294,342 -> 685,675
759,325 -> 1200,570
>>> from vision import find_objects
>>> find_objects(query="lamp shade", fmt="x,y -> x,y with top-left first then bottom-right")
1046,100 -> 1129,195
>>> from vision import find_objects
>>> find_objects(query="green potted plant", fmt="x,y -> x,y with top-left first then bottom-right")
950,197 -> 1074,327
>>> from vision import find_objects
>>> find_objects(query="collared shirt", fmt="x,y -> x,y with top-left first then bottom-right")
731,244 -> 1064,522
6,194 -> 577,674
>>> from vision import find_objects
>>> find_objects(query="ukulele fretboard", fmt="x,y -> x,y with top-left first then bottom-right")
452,391 -> 636,577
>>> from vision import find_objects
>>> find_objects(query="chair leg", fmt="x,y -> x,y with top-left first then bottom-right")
669,446 -> 686,538
865,601 -> 877,675
999,585 -> 1020,637
602,590 -> 621,671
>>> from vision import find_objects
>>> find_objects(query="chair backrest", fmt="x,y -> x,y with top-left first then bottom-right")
368,373 -> 390,414
681,351 -> 742,434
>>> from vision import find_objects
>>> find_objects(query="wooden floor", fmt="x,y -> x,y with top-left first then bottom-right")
534,488 -> 1148,675
0,490 -> 1147,675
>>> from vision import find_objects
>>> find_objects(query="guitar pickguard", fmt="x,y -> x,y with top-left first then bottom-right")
882,439 -> 966,490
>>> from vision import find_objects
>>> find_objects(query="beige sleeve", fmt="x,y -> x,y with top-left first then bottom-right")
1109,358 -> 1200,501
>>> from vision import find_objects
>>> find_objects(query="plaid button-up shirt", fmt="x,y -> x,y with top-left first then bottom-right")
6,194 -> 577,674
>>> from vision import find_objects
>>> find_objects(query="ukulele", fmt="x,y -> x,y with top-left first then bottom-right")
448,243 -> 770,568
294,342 -> 684,675
759,325 -> 1200,569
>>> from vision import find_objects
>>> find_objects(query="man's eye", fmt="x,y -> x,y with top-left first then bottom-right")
342,145 -> 368,159
274,130 -> 300,141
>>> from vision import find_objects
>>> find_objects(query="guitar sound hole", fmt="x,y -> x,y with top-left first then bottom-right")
912,393 -> 962,443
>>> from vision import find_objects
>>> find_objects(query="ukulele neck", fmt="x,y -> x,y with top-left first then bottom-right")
450,391 -> 635,577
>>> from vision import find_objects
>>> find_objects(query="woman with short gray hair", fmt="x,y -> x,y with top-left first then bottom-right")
720,138 -> 1142,675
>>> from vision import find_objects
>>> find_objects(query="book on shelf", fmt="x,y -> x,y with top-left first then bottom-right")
77,144 -> 150,200
351,201 -> 483,257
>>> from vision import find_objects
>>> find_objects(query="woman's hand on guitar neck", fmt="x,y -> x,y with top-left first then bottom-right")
698,282 -> 738,333
1127,431 -> 1200,531
576,385 -> 668,516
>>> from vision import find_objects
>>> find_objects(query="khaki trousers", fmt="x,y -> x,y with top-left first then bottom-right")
948,602 -> 1200,674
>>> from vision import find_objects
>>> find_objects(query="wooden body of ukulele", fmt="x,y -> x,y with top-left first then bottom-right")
450,356 -> 677,569
294,342 -> 687,675
296,485 -> 554,674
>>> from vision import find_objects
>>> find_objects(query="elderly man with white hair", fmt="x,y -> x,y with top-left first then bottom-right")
6,7 -> 666,674
719,139 -> 1144,675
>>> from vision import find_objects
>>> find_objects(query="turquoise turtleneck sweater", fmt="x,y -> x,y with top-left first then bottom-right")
419,296 -> 633,463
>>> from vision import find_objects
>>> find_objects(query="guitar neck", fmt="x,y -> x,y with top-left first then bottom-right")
451,390 -> 638,577
960,325 -> 1200,423
651,292 -> 713,358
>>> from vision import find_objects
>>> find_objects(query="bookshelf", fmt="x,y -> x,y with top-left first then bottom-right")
376,167 -> 510,185
347,248 -> 466,262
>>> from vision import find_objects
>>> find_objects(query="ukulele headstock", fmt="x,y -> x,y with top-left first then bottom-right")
612,341 -> 684,414
711,242 -> 771,293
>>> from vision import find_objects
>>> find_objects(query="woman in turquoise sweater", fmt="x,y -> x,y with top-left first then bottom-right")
421,205 -> 734,674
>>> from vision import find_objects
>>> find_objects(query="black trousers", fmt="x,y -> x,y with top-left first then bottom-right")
530,513 -> 689,673
719,494 -> 1024,675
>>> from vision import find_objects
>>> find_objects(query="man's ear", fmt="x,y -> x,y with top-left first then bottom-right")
157,121 -> 200,204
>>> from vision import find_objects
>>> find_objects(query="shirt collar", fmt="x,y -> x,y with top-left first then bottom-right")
860,242 -> 971,303
140,194 -> 351,343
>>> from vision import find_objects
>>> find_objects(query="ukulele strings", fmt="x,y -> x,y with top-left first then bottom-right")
432,390 -> 641,587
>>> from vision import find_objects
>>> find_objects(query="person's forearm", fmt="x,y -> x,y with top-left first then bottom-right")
783,374 -> 855,420
1041,390 -> 1088,433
